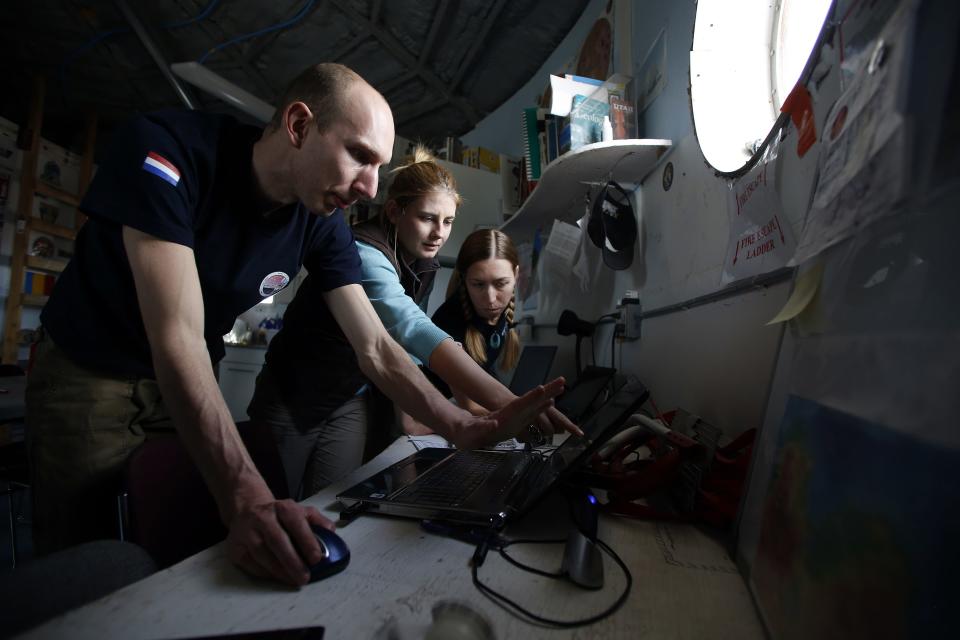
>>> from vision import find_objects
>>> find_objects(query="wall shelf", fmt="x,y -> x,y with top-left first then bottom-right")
1,76 -> 96,363
36,181 -> 81,207
29,218 -> 78,240
500,139 -> 672,243
21,294 -> 49,307
25,255 -> 67,273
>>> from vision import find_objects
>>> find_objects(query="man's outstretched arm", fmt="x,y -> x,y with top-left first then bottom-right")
123,226 -> 328,587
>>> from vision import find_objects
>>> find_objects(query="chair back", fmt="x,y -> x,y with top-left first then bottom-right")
120,421 -> 287,568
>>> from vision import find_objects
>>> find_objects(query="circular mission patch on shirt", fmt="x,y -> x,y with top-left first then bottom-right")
260,271 -> 290,297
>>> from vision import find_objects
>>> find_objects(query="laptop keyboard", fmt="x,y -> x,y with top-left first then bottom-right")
395,450 -> 514,507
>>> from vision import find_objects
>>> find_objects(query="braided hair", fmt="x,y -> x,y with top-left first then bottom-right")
445,229 -> 520,372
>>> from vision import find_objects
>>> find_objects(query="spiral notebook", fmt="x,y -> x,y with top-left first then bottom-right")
521,107 -> 544,180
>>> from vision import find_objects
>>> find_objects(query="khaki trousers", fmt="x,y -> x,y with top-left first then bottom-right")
26,330 -> 174,555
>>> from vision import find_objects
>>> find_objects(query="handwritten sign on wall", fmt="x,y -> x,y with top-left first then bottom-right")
722,161 -> 797,283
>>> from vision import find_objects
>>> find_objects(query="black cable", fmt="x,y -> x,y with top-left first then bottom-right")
471,535 -> 633,628
618,328 -> 623,372
535,444 -> 558,458
498,538 -> 566,578
610,324 -> 618,370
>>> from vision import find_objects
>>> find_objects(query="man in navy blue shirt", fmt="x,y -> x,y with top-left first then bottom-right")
27,63 -> 563,587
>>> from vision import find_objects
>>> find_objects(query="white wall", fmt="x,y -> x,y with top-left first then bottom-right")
435,160 -> 503,261
492,0 -> 808,435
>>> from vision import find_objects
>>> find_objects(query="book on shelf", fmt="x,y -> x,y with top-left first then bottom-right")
538,117 -> 548,172
443,136 -> 463,164
521,107 -> 545,180
463,147 -> 479,169
462,146 -> 500,173
476,147 -> 500,173
545,116 -> 558,164
608,94 -> 637,139
518,156 -> 537,203
558,118 -> 572,156
500,153 -> 522,215
569,94 -> 610,150
24,271 -> 56,295
564,74 -> 604,86
548,74 -> 606,116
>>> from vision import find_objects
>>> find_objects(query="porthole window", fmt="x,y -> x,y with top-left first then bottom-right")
690,0 -> 833,173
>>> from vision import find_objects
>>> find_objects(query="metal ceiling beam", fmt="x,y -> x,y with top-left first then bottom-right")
418,0 -> 450,66
377,70 -> 416,96
115,0 -> 198,109
60,1 -> 153,110
397,97 -> 451,129
184,0 -> 278,103
330,33 -> 370,62
328,0 -> 483,125
242,0 -> 330,66
450,0 -> 509,89
374,2 -> 447,109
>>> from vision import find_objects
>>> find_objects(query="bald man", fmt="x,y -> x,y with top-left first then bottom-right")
27,63 -> 562,586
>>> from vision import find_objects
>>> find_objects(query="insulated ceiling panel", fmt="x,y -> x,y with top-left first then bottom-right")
0,0 -> 589,155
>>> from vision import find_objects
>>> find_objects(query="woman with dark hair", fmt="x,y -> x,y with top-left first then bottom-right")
429,229 -> 522,414
249,148 -> 576,499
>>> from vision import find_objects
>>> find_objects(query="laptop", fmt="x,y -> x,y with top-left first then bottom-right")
337,379 -> 649,527
555,365 -> 617,423
507,345 -> 558,395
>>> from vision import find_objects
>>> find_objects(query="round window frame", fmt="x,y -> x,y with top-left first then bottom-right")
689,0 -> 837,179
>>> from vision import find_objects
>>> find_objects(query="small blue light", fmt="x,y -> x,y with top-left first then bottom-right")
587,494 -> 597,505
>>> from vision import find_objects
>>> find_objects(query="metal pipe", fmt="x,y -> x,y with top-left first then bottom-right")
114,0 -> 197,109
527,268 -> 794,330
171,62 -> 275,123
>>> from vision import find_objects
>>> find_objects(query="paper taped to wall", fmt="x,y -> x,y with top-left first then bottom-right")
722,155 -> 798,283
767,261 -> 824,325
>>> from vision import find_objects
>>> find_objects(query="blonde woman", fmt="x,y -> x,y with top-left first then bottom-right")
249,148 -> 577,499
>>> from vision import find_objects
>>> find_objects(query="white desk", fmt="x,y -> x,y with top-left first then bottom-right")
19,437 -> 765,639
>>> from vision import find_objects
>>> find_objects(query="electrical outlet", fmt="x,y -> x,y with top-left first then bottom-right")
618,290 -> 641,340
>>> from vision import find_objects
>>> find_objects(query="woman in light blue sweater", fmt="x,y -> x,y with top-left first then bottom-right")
249,147 -> 575,499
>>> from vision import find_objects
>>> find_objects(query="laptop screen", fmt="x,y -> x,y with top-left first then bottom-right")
507,345 -> 558,395
555,366 -> 616,423
548,379 -> 649,475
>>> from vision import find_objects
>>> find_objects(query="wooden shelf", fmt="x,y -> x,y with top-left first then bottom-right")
29,218 -> 78,240
25,255 -> 68,273
21,294 -> 50,307
500,139 -> 672,242
1,76 -> 94,364
36,181 -> 81,207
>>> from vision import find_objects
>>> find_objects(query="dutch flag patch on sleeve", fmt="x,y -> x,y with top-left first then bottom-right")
142,152 -> 181,187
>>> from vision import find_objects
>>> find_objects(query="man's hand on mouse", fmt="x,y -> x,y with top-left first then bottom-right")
225,496 -> 334,587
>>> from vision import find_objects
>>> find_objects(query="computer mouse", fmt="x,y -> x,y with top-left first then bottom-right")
307,524 -> 350,582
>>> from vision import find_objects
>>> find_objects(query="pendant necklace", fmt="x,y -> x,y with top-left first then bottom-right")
488,315 -> 507,349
